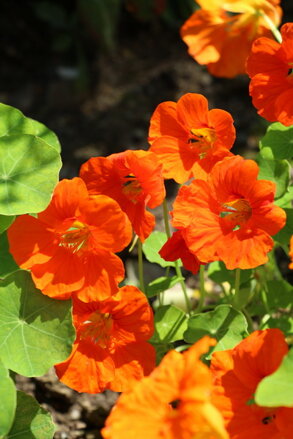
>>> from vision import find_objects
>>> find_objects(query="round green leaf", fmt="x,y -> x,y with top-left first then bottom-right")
0,103 -> 60,152
0,134 -> 62,215
255,348 -> 293,407
7,391 -> 55,439
257,151 -> 290,199
142,231 -> 182,268
151,304 -> 188,343
260,122 -> 293,160
0,270 -> 75,376
184,305 -> 248,358
0,360 -> 16,436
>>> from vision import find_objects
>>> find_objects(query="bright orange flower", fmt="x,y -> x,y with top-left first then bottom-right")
180,0 -> 282,78
7,178 -> 132,302
55,285 -> 155,393
102,337 -> 229,439
171,155 -> 286,269
211,329 -> 293,439
247,23 -> 293,126
80,150 -> 166,242
289,236 -> 293,269
159,230 -> 204,274
148,93 -> 235,183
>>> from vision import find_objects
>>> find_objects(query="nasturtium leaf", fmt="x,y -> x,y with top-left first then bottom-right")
7,391 -> 55,439
0,232 -> 18,279
257,151 -> 290,199
0,215 -> 15,233
255,348 -> 293,407
275,186 -> 293,208
260,122 -> 293,160
265,279 -> 293,310
208,261 -> 252,286
184,305 -> 248,358
142,231 -> 182,268
274,208 -> 293,246
261,315 -> 293,336
146,275 -> 183,298
0,359 -> 16,437
151,304 -> 188,343
0,103 -> 61,152
0,134 -> 62,215
0,270 -> 75,377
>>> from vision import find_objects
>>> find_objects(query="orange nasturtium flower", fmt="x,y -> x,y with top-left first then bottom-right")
171,155 -> 286,269
247,22 -> 293,127
180,0 -> 282,78
148,93 -> 235,183
80,150 -> 166,242
55,285 -> 155,393
102,337 -> 229,439
7,178 -> 132,302
211,329 -> 293,438
159,230 -> 204,274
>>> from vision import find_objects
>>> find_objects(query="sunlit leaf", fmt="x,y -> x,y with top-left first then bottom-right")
151,304 -> 188,343
0,359 -> 16,436
260,122 -> 293,160
146,275 -> 183,297
142,231 -> 181,268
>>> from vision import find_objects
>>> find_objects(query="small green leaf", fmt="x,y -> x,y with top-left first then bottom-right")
7,391 -> 55,439
151,304 -> 188,343
142,231 -> 182,268
0,232 -> 18,279
255,348 -> 293,407
260,122 -> 293,160
146,275 -> 183,297
0,215 -> 15,234
257,151 -> 290,199
0,270 -> 75,376
0,360 -> 16,436
208,261 -> 252,286
184,305 -> 248,358
274,208 -> 293,246
0,134 -> 62,215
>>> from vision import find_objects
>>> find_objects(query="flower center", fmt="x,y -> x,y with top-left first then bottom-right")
59,220 -> 89,253
221,198 -> 252,228
122,174 -> 143,203
79,311 -> 114,350
188,128 -> 217,158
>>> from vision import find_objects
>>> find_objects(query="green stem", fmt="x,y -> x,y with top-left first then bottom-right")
162,199 -> 192,315
195,264 -> 206,313
137,239 -> 145,293
261,12 -> 282,43
243,308 -> 254,333
234,268 -> 241,297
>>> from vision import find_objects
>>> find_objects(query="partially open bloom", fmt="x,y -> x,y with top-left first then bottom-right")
7,178 -> 132,302
181,0 -> 282,78
159,230 -> 204,274
247,22 -> 293,126
148,93 -> 235,183
171,155 -> 286,269
55,285 -> 155,393
80,150 -> 166,241
211,329 -> 293,438
102,337 -> 228,439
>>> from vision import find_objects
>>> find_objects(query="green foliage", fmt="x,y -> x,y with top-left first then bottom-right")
146,275 -> 183,297
0,233 -> 18,279
260,122 -> 293,160
184,305 -> 248,358
274,208 -> 293,246
0,360 -> 16,437
257,151 -> 290,199
275,186 -> 293,208
0,270 -> 75,377
208,261 -> 252,286
261,315 -> 293,336
265,279 -> 293,311
0,216 -> 15,234
6,391 -> 55,439
151,304 -> 188,343
255,348 -> 293,407
142,231 -> 182,268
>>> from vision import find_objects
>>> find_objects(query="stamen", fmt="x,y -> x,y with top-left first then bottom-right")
80,312 -> 114,350
59,220 -> 89,253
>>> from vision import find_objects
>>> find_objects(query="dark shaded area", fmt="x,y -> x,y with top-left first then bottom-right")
2,1 -> 293,437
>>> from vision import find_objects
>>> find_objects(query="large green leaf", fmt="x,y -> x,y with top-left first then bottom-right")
0,103 -> 60,152
255,348 -> 293,407
257,150 -> 290,199
151,304 -> 188,344
7,391 -> 55,439
146,275 -> 183,298
260,122 -> 293,160
142,231 -> 182,268
0,134 -> 61,215
0,232 -> 18,279
0,270 -> 75,376
0,360 -> 16,437
184,305 -> 248,358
